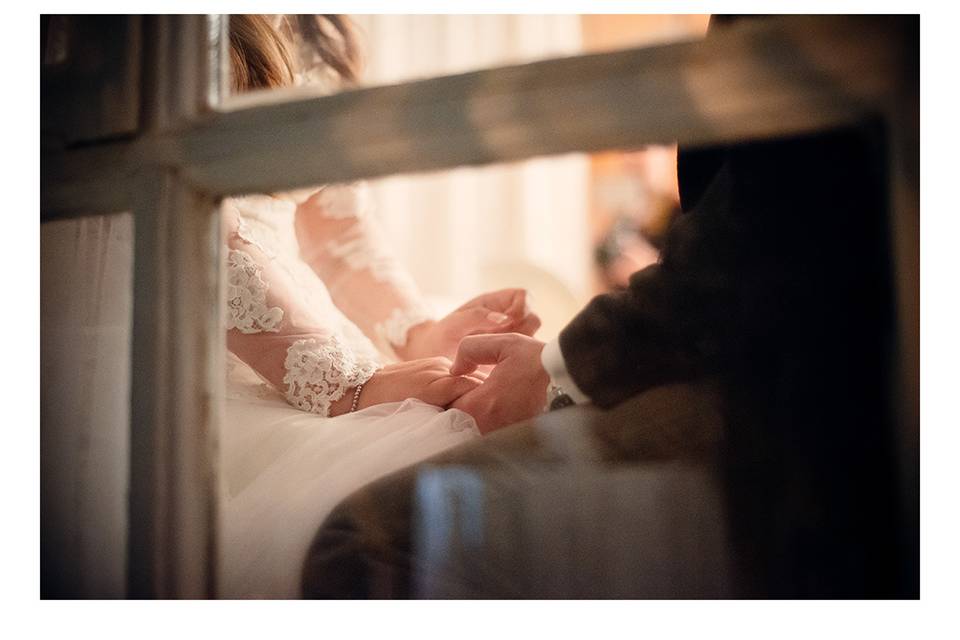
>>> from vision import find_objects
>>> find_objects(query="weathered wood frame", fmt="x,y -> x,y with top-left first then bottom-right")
40,15 -> 918,597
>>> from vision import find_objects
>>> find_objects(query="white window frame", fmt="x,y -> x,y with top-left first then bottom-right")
40,15 -> 917,598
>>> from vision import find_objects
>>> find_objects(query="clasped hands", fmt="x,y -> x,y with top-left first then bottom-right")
338,288 -> 549,432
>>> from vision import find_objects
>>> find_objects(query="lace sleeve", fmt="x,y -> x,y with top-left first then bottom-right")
223,203 -> 379,416
294,183 -> 434,359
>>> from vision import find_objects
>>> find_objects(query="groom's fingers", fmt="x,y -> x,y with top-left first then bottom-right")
449,334 -> 514,376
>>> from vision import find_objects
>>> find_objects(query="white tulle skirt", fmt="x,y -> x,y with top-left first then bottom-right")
220,363 -> 480,598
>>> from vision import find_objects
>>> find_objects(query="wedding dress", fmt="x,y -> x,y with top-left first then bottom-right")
220,184 -> 480,598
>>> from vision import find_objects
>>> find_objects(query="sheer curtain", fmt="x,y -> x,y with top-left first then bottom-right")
351,15 -> 591,339
41,214 -> 133,598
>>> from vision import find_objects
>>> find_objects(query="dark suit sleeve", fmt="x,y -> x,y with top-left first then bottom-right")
558,147 -> 738,409
559,266 -> 707,409
559,127 -> 884,410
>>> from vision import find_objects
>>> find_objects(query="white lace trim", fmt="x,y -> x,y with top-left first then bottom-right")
314,183 -> 372,220
324,232 -> 393,280
235,214 -> 276,258
375,307 -> 432,349
226,249 -> 284,333
323,229 -> 421,293
282,337 -> 379,416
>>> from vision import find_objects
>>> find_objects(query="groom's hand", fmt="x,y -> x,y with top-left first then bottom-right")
449,333 -> 549,434
398,289 -> 541,361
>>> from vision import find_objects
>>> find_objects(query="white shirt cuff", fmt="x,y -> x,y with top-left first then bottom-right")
540,338 -> 590,404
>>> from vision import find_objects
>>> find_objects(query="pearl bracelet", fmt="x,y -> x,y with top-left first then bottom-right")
349,382 -> 365,413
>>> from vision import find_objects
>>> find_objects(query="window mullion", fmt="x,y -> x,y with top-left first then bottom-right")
127,14 -> 224,599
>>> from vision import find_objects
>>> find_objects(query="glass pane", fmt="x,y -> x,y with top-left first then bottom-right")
41,212 -> 134,598
41,15 -> 142,145
216,143 -> 676,595
365,153 -> 593,342
212,15 -> 699,598
362,147 -> 679,341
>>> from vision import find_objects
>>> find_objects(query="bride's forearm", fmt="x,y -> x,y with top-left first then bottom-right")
327,386 -> 359,417
329,360 -> 483,416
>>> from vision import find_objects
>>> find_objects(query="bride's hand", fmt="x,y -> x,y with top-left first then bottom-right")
328,357 -> 486,416
396,289 -> 541,361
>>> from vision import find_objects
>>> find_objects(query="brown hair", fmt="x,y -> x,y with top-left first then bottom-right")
229,14 -> 361,94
